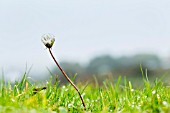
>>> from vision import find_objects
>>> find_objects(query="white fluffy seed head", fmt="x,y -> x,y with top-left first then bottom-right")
41,34 -> 55,48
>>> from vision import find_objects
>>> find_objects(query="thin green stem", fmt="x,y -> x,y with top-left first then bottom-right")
48,48 -> 86,109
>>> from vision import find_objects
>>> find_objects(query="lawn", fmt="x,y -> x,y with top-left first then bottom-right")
0,72 -> 170,113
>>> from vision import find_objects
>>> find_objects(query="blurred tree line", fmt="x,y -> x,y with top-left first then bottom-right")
52,54 -> 169,84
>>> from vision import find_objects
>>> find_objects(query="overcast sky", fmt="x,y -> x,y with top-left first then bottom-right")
0,0 -> 170,79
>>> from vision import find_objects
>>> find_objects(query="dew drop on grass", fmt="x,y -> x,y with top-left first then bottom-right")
59,107 -> 67,113
131,89 -> 134,92
62,86 -> 66,89
162,101 -> 168,106
152,90 -> 156,95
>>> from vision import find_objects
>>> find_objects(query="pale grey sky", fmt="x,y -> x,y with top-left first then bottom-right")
0,0 -> 170,79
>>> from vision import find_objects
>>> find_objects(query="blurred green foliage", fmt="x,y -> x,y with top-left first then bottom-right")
52,54 -> 170,85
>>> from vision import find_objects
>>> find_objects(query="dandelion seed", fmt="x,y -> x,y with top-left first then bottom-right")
41,34 -> 55,49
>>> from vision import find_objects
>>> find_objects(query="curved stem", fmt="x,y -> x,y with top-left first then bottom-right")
48,49 -> 86,109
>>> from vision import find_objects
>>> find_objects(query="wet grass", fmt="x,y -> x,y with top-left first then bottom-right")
0,72 -> 170,113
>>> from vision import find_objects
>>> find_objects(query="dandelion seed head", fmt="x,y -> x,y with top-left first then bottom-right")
41,34 -> 55,48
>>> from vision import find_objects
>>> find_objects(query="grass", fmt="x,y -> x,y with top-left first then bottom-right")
0,72 -> 170,113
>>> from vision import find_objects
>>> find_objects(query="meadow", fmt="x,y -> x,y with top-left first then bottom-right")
0,70 -> 170,113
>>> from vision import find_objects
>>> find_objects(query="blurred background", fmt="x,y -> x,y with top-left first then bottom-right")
1,0 -> 170,85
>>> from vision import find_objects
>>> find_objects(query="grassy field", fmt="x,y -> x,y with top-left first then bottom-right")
0,72 -> 170,113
